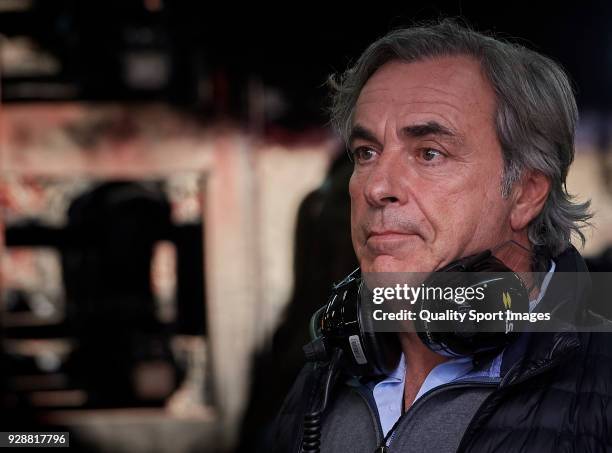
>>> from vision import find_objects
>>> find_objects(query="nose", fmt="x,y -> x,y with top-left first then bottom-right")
362,150 -> 410,208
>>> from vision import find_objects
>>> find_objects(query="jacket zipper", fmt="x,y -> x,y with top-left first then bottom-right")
326,336 -> 579,453
370,378 -> 500,452
388,379 -> 499,447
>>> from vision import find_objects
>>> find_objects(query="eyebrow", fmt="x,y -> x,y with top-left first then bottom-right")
349,121 -> 463,147
404,121 -> 460,140
348,124 -> 382,148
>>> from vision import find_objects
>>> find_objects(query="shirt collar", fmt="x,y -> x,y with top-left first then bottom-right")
529,259 -> 556,313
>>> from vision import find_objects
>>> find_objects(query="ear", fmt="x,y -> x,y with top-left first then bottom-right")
509,170 -> 551,231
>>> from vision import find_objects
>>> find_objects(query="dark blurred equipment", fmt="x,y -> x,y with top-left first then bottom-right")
63,181 -> 171,327
174,223 -> 207,336
3,179 -> 208,414
2,2 -> 612,128
62,181 -> 174,407
235,152 -> 357,453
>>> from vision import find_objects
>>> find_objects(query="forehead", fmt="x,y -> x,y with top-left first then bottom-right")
354,56 -> 496,133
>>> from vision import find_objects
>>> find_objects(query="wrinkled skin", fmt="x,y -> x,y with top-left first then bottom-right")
348,56 -> 550,274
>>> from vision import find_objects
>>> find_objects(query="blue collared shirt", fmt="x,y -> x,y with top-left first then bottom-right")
371,260 -> 556,438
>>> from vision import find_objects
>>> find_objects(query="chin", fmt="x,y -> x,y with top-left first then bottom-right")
362,254 -> 433,273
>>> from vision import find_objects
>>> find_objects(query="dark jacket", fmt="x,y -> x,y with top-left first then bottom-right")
272,246 -> 612,452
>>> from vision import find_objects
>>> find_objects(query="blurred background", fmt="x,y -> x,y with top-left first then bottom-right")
0,1 -> 612,452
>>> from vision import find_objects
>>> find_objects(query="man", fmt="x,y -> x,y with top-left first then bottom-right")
272,20 -> 612,452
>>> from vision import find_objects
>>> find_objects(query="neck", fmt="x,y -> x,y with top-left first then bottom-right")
494,237 -> 545,300
398,331 -> 449,410
398,237 -> 546,410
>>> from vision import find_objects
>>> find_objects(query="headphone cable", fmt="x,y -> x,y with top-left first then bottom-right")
301,348 -> 344,453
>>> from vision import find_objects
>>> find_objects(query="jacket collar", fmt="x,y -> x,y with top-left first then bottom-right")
499,244 -> 588,380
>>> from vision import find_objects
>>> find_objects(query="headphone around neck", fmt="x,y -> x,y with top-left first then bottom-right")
303,249 -> 530,378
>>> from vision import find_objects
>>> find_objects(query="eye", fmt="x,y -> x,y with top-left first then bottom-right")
351,146 -> 378,164
420,148 -> 444,162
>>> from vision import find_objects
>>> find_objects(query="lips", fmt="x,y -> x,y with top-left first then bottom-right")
368,230 -> 411,239
366,230 -> 419,253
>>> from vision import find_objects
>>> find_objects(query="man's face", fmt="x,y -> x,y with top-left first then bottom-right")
349,56 -> 516,273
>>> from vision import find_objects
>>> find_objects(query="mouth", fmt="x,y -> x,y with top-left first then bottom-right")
365,230 -> 420,251
367,230 -> 416,240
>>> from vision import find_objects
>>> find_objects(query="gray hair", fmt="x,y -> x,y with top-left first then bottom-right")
329,19 -> 591,260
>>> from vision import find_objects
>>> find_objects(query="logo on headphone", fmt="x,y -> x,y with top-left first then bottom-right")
502,292 -> 512,310
503,291 -> 514,334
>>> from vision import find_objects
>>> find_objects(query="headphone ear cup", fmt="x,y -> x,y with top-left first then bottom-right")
362,332 -> 402,376
357,284 -> 402,375
319,272 -> 402,378
415,253 -> 530,357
